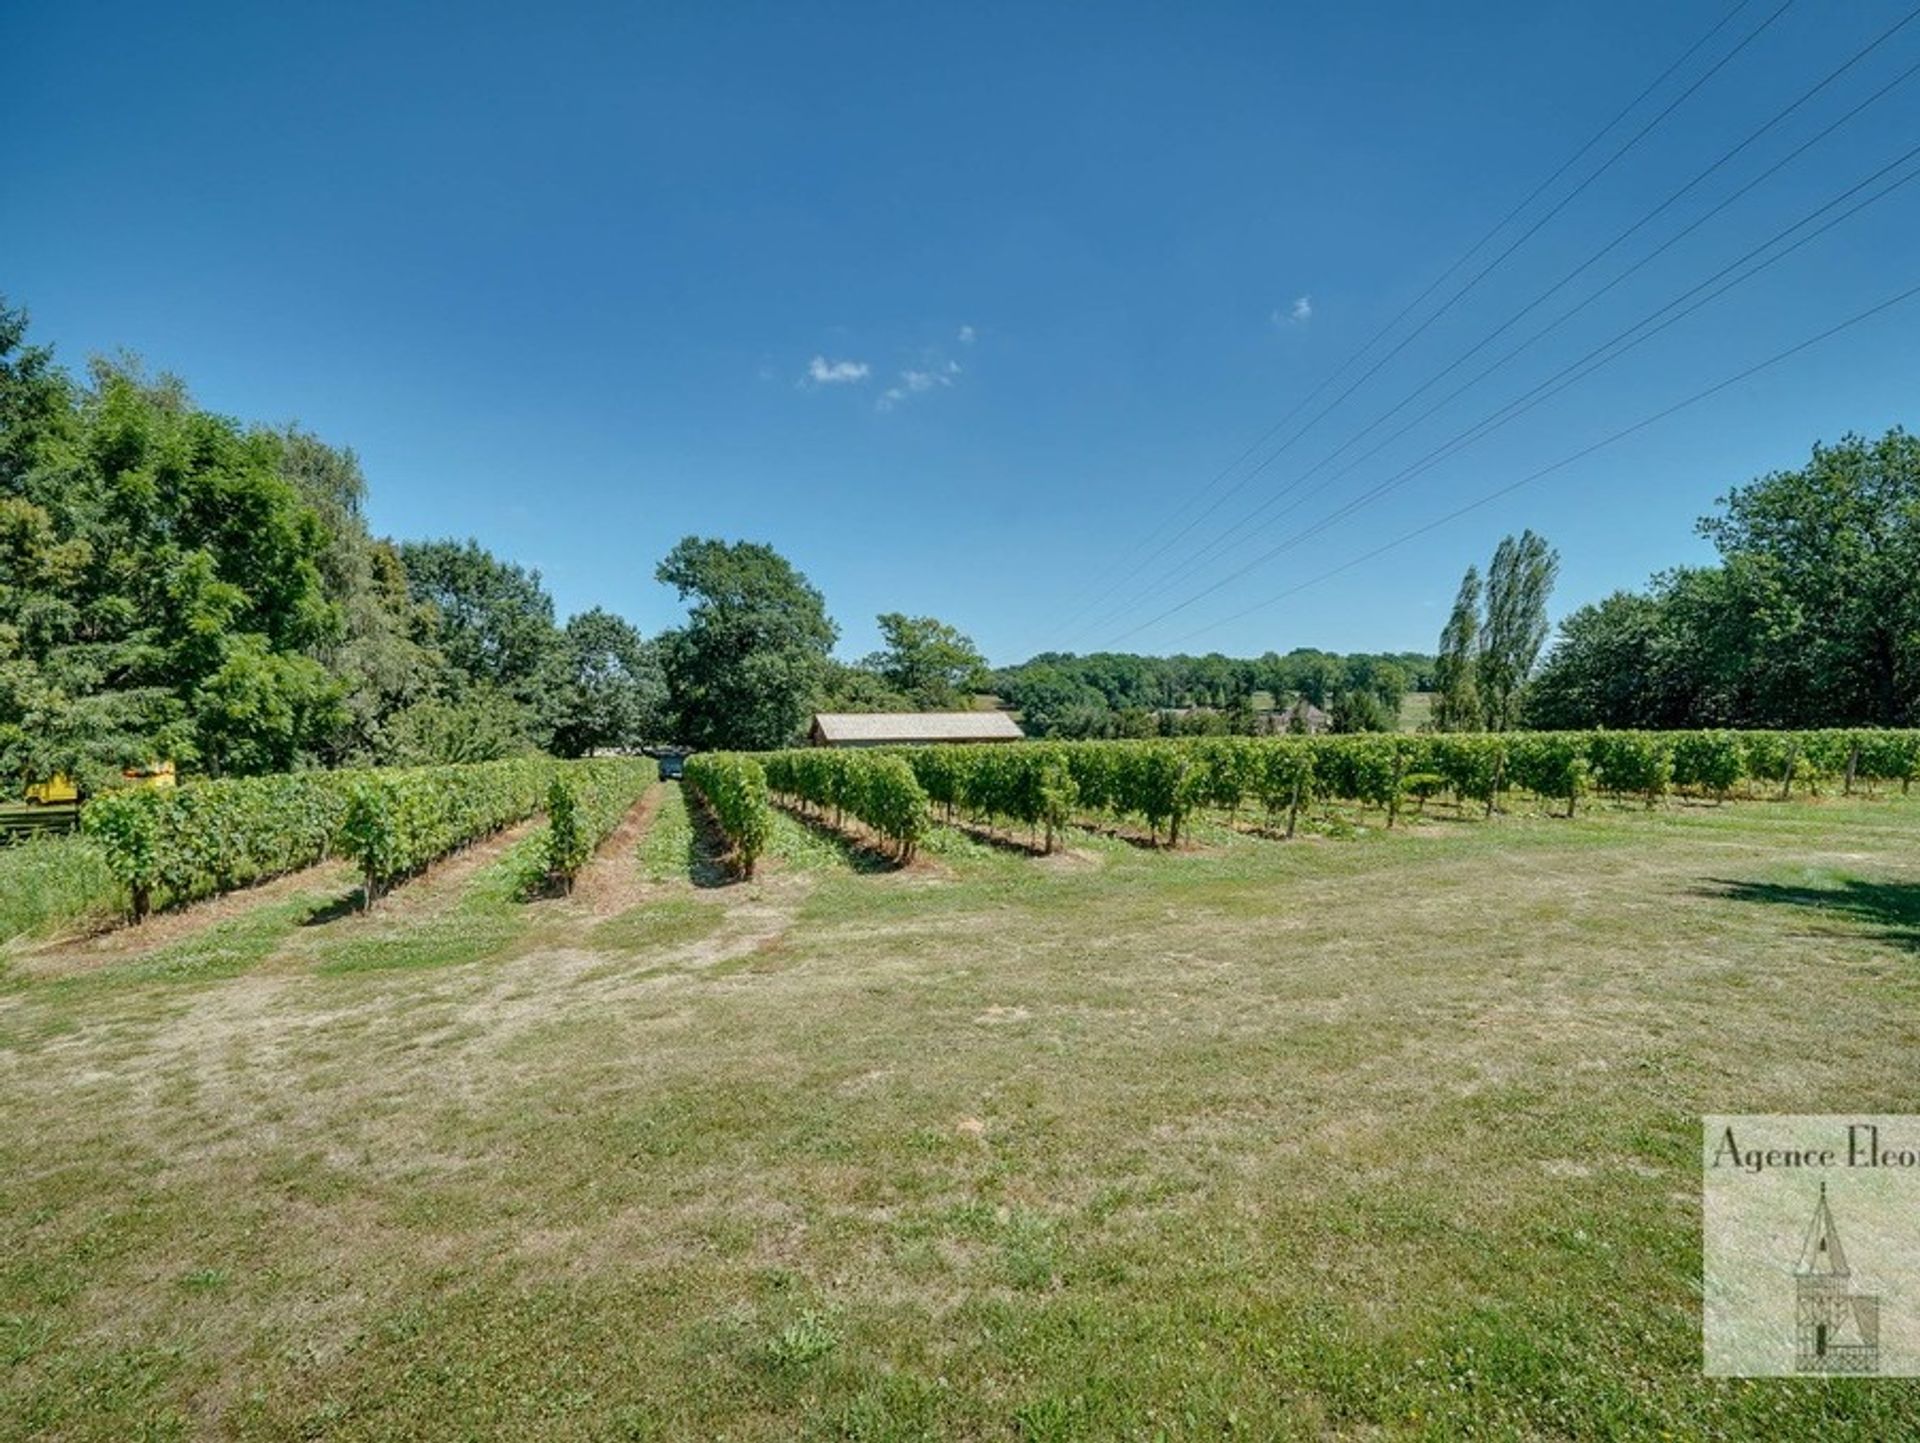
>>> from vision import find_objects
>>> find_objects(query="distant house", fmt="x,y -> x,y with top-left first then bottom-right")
809,711 -> 1026,748
1279,699 -> 1332,735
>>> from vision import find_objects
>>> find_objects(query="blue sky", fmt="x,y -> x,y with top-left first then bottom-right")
7,0 -> 1918,665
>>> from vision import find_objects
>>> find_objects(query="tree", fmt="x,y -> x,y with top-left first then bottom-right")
1699,429 -> 1920,726
381,688 -> 532,765
546,608 -> 667,757
655,537 -> 836,750
868,612 -> 988,709
1328,689 -> 1393,733
1522,590 -> 1669,730
1432,565 -> 1483,731
400,538 -> 560,706
1478,530 -> 1558,731
820,659 -> 911,714
0,346 -> 343,782
1525,431 -> 1920,731
997,663 -> 1105,737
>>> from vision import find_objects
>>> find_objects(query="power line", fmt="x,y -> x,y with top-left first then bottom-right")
1093,141 -> 1920,646
1046,0 -> 1764,636
1080,38 -> 1920,636
1070,3 -> 1919,643
1244,151 -> 1920,564
1162,277 -> 1920,647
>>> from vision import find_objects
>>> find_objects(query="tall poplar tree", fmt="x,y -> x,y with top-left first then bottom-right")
1478,530 -> 1559,731
1432,565 -> 1483,731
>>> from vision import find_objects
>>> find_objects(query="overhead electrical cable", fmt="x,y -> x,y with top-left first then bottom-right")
1046,0 -> 1766,637
1091,142 -> 1920,646
1077,42 -> 1920,637
1158,278 -> 1920,648
1067,4 -> 1919,644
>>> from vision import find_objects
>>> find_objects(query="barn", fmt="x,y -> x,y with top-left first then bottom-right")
809,711 -> 1026,748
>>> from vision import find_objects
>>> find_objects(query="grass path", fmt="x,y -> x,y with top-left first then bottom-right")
2,795 -> 1918,1437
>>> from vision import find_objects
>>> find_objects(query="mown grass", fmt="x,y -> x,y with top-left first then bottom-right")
1,793 -> 1917,1437
588,896 -> 726,955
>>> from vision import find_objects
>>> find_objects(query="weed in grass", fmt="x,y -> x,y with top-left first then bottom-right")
763,1310 -> 839,1371
0,834 -> 121,945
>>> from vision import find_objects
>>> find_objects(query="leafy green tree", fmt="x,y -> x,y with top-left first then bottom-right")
1478,530 -> 1558,731
868,612 -> 988,709
820,659 -> 911,714
546,607 -> 667,757
1328,689 -> 1393,733
1523,590 -> 1670,729
655,537 -> 836,750
400,538 -> 560,707
1526,428 -> 1920,732
998,663 -> 1105,737
273,429 -> 438,764
0,341 -> 341,782
381,689 -> 533,765
1433,566 -> 1483,731
1700,429 -> 1920,726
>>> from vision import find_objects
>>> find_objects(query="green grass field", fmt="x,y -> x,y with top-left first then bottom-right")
3,782 -> 1918,1438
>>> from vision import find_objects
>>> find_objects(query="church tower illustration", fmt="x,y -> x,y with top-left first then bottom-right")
1794,1181 -> 1880,1374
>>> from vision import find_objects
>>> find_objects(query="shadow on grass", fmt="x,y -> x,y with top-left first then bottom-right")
682,787 -> 747,888
933,816 -> 1051,859
300,888 -> 369,926
1070,820 -> 1181,853
1698,876 -> 1920,953
771,801 -> 902,873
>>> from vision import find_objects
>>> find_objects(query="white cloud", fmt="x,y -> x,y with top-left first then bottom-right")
957,324 -> 976,344
880,359 -> 962,410
805,355 -> 871,385
1281,295 -> 1312,324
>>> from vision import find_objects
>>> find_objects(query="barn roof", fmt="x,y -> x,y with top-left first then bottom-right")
810,711 -> 1026,744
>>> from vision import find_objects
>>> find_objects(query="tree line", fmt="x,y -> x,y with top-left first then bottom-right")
992,649 -> 1436,738
1524,429 -> 1920,730
0,299 -> 998,784
1427,428 -> 1920,732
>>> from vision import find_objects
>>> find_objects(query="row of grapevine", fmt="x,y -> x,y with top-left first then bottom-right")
760,749 -> 931,859
873,727 -> 1920,846
83,771 -> 350,920
896,738 -> 1312,847
339,759 -> 551,905
540,759 -> 657,893
682,753 -> 773,878
81,757 -> 648,920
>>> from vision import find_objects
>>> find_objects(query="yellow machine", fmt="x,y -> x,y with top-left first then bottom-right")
122,760 -> 177,790
24,773 -> 79,806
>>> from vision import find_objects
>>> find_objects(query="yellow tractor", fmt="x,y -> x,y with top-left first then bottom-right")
24,772 -> 79,806
122,760 -> 177,790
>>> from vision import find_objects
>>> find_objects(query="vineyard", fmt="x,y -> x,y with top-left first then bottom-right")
12,727 -> 1915,951
5,730 -> 1919,1439
683,728 -> 1920,863
0,757 -> 656,945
